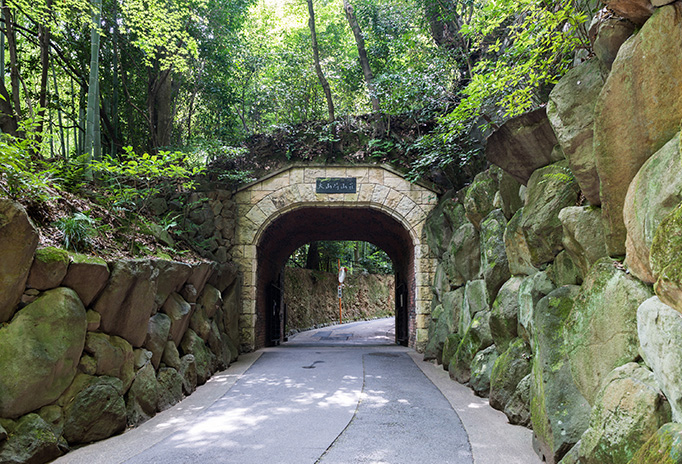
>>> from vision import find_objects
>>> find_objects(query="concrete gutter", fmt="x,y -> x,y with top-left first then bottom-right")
409,352 -> 542,464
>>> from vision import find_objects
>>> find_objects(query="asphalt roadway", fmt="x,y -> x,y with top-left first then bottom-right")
54,318 -> 540,464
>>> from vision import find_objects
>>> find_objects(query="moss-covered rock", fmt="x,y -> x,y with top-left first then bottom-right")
547,251 -> 581,287
449,311 -> 493,384
650,202 -> 682,315
593,5 -> 682,255
479,209 -> 510,300
637,296 -> 682,423
441,333 -> 462,371
504,373 -> 532,427
94,259 -> 158,348
490,338 -> 532,412
126,363 -> 159,427
504,208 -> 538,276
628,423 -> 682,464
532,285 -> 590,464
464,170 -> 498,230
470,345 -> 499,397
0,287 -> 87,419
157,367 -> 184,412
144,312 -> 171,370
180,328 -> 216,385
490,277 -> 524,352
424,191 -> 465,258
0,199 -> 38,324
424,289 -> 464,364
84,332 -> 135,393
444,222 -> 480,287
564,258 -> 653,405
0,413 -> 62,464
624,133 -> 682,283
61,253 -> 110,308
60,374 -> 126,445
559,206 -> 609,278
26,247 -> 70,291
577,363 -> 671,464
499,171 -> 524,220
518,272 -> 555,345
520,161 -> 580,267
459,279 -> 489,335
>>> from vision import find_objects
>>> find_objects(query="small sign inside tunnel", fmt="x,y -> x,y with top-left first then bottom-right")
316,177 -> 357,194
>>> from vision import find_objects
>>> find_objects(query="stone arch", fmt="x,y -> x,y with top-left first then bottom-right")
233,165 -> 439,351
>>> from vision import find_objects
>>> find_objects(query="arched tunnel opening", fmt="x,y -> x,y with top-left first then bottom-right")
255,206 -> 416,349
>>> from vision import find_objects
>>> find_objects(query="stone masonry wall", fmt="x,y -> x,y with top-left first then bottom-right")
0,199 -> 241,463
423,3 -> 682,463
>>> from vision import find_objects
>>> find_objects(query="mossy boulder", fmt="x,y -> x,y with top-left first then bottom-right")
490,337 -> 532,412
547,58 -> 608,205
490,277 -> 524,352
424,191 -> 465,258
60,374 -> 127,445
0,413 -> 62,464
650,202 -> 682,314
144,312 -> 172,370
84,332 -> 135,392
26,247 -> 70,291
485,107 -> 563,185
470,345 -> 499,397
559,206 -> 609,278
499,171 -> 523,220
157,367 -> 184,412
532,285 -> 590,464
594,5 -> 682,255
547,251 -> 581,287
564,258 -> 653,405
180,328 -> 216,385
504,208 -> 538,276
0,287 -> 87,419
94,259 -> 158,347
424,289 -> 464,364
577,363 -> 671,464
163,292 -> 194,346
504,373 -> 532,427
464,170 -> 498,230
459,280 -> 489,335
441,333 -> 462,370
431,262 -> 450,303
479,209 -> 510,300
624,133 -> 682,283
449,311 -> 493,384
61,253 -> 110,307
628,423 -> 682,464
638,296 -> 682,422
520,161 -> 580,267
444,223 -> 480,286
0,199 -> 38,323
126,362 -> 159,427
518,272 -> 555,345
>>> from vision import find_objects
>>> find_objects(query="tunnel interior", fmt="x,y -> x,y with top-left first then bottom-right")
255,206 -> 416,349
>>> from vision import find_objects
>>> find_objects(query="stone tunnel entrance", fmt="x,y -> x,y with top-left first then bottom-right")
232,165 -> 439,352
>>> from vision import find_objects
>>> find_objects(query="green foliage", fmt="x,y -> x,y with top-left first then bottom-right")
90,146 -> 204,211
0,131 -> 60,203
288,240 -> 393,274
53,211 -> 99,252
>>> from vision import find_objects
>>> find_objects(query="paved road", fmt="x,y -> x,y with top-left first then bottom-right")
55,319 -> 539,464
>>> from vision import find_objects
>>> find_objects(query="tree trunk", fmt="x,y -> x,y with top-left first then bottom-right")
306,242 -> 320,271
307,0 -> 334,123
84,0 -> 102,179
36,0 -> 52,146
343,0 -> 380,119
2,3 -> 22,121
147,66 -> 174,151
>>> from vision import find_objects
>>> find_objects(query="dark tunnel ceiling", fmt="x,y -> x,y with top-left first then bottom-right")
257,207 -> 414,271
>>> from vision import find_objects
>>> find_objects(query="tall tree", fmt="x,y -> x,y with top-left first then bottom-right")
83,0 -> 101,179
342,0 -> 380,116
307,0 -> 334,122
